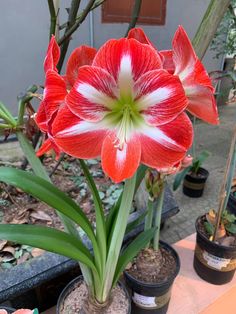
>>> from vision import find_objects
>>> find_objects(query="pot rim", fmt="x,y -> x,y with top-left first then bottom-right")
187,167 -> 209,178
124,240 -> 180,288
195,214 -> 236,251
56,275 -> 131,314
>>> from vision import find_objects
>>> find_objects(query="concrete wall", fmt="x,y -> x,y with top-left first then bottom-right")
0,0 -> 224,115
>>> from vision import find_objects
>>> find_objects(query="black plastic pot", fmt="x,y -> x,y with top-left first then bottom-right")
227,189 -> 236,215
124,241 -> 180,314
0,306 -> 15,313
194,215 -> 236,285
183,167 -> 209,198
56,275 -> 131,314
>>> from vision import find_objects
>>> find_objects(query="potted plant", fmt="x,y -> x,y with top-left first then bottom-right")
122,26 -> 218,313
173,150 -> 211,197
194,126 -> 236,285
124,170 -> 180,314
0,28 -> 195,313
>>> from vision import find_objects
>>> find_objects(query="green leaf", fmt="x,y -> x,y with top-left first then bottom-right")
79,160 -> 106,274
125,210 -> 148,235
105,164 -> 147,236
226,223 -> 236,234
16,132 -> 50,180
204,221 -> 214,235
33,309 -> 39,314
0,102 -> 16,126
173,166 -> 191,191
0,224 -> 97,272
113,228 -> 156,287
193,150 -> 210,170
0,167 -> 99,252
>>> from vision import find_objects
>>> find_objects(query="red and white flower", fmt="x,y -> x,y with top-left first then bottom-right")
35,36 -> 96,158
51,37 -> 193,182
128,26 -> 219,125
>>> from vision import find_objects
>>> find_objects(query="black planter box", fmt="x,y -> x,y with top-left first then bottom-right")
0,185 -> 178,311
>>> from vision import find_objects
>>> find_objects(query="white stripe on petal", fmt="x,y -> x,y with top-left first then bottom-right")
77,83 -> 115,109
141,125 -> 185,151
118,55 -> 134,97
136,87 -> 172,110
56,121 -> 106,137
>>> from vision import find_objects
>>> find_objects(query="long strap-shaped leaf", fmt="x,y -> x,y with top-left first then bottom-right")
0,224 -> 97,273
112,228 -> 156,287
79,160 -> 106,271
0,167 -> 102,275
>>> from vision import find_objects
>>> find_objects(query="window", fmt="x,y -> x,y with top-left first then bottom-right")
102,0 -> 167,25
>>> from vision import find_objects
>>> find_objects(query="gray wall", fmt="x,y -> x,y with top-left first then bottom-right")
0,0 -> 223,115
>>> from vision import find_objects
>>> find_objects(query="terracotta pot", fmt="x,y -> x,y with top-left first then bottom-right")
194,215 -> 236,285
124,241 -> 180,314
183,167 -> 209,198
56,275 -> 131,314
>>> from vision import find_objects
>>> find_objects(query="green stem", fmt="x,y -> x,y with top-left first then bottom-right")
17,85 -> 38,126
125,0 -> 142,37
153,183 -> 165,251
47,0 -> 57,38
144,197 -> 154,248
0,123 -> 11,129
191,116 -> 196,158
101,173 -> 137,303
57,0 -> 81,72
58,0 -> 95,46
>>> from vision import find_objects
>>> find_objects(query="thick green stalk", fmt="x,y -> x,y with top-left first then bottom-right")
144,198 -> 154,247
100,173 -> 137,303
192,0 -> 231,59
153,183 -> 165,251
47,0 -> 57,39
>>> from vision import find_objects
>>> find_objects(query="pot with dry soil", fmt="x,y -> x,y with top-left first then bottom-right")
194,214 -> 236,285
124,241 -> 180,314
56,276 -> 131,314
183,167 -> 209,198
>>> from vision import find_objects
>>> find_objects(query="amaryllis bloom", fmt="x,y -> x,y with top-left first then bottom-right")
128,26 -> 219,125
156,154 -> 193,175
35,36 -> 96,158
51,37 -> 193,182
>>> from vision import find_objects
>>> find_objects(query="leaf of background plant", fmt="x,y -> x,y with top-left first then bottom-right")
0,224 -> 97,271
204,221 -> 214,235
112,228 -> 156,287
225,223 -> 236,234
173,166 -> 191,191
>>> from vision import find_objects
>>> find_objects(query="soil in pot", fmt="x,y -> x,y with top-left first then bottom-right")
124,241 -> 180,314
194,215 -> 236,285
57,276 -> 130,314
183,167 -> 209,198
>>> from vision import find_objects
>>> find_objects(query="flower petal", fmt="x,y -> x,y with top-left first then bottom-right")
92,38 -> 162,84
67,66 -> 117,122
139,113 -> 193,169
36,137 -> 61,159
172,26 -> 196,81
52,104 -> 107,158
44,35 -> 60,73
101,133 -> 141,183
172,26 -> 213,89
185,85 -> 219,125
35,100 -> 48,132
135,70 -> 188,125
127,28 -> 153,46
65,46 -> 97,88
159,50 -> 175,74
43,70 -> 67,121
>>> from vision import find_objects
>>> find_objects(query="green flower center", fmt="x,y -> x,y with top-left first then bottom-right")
103,96 -> 144,149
